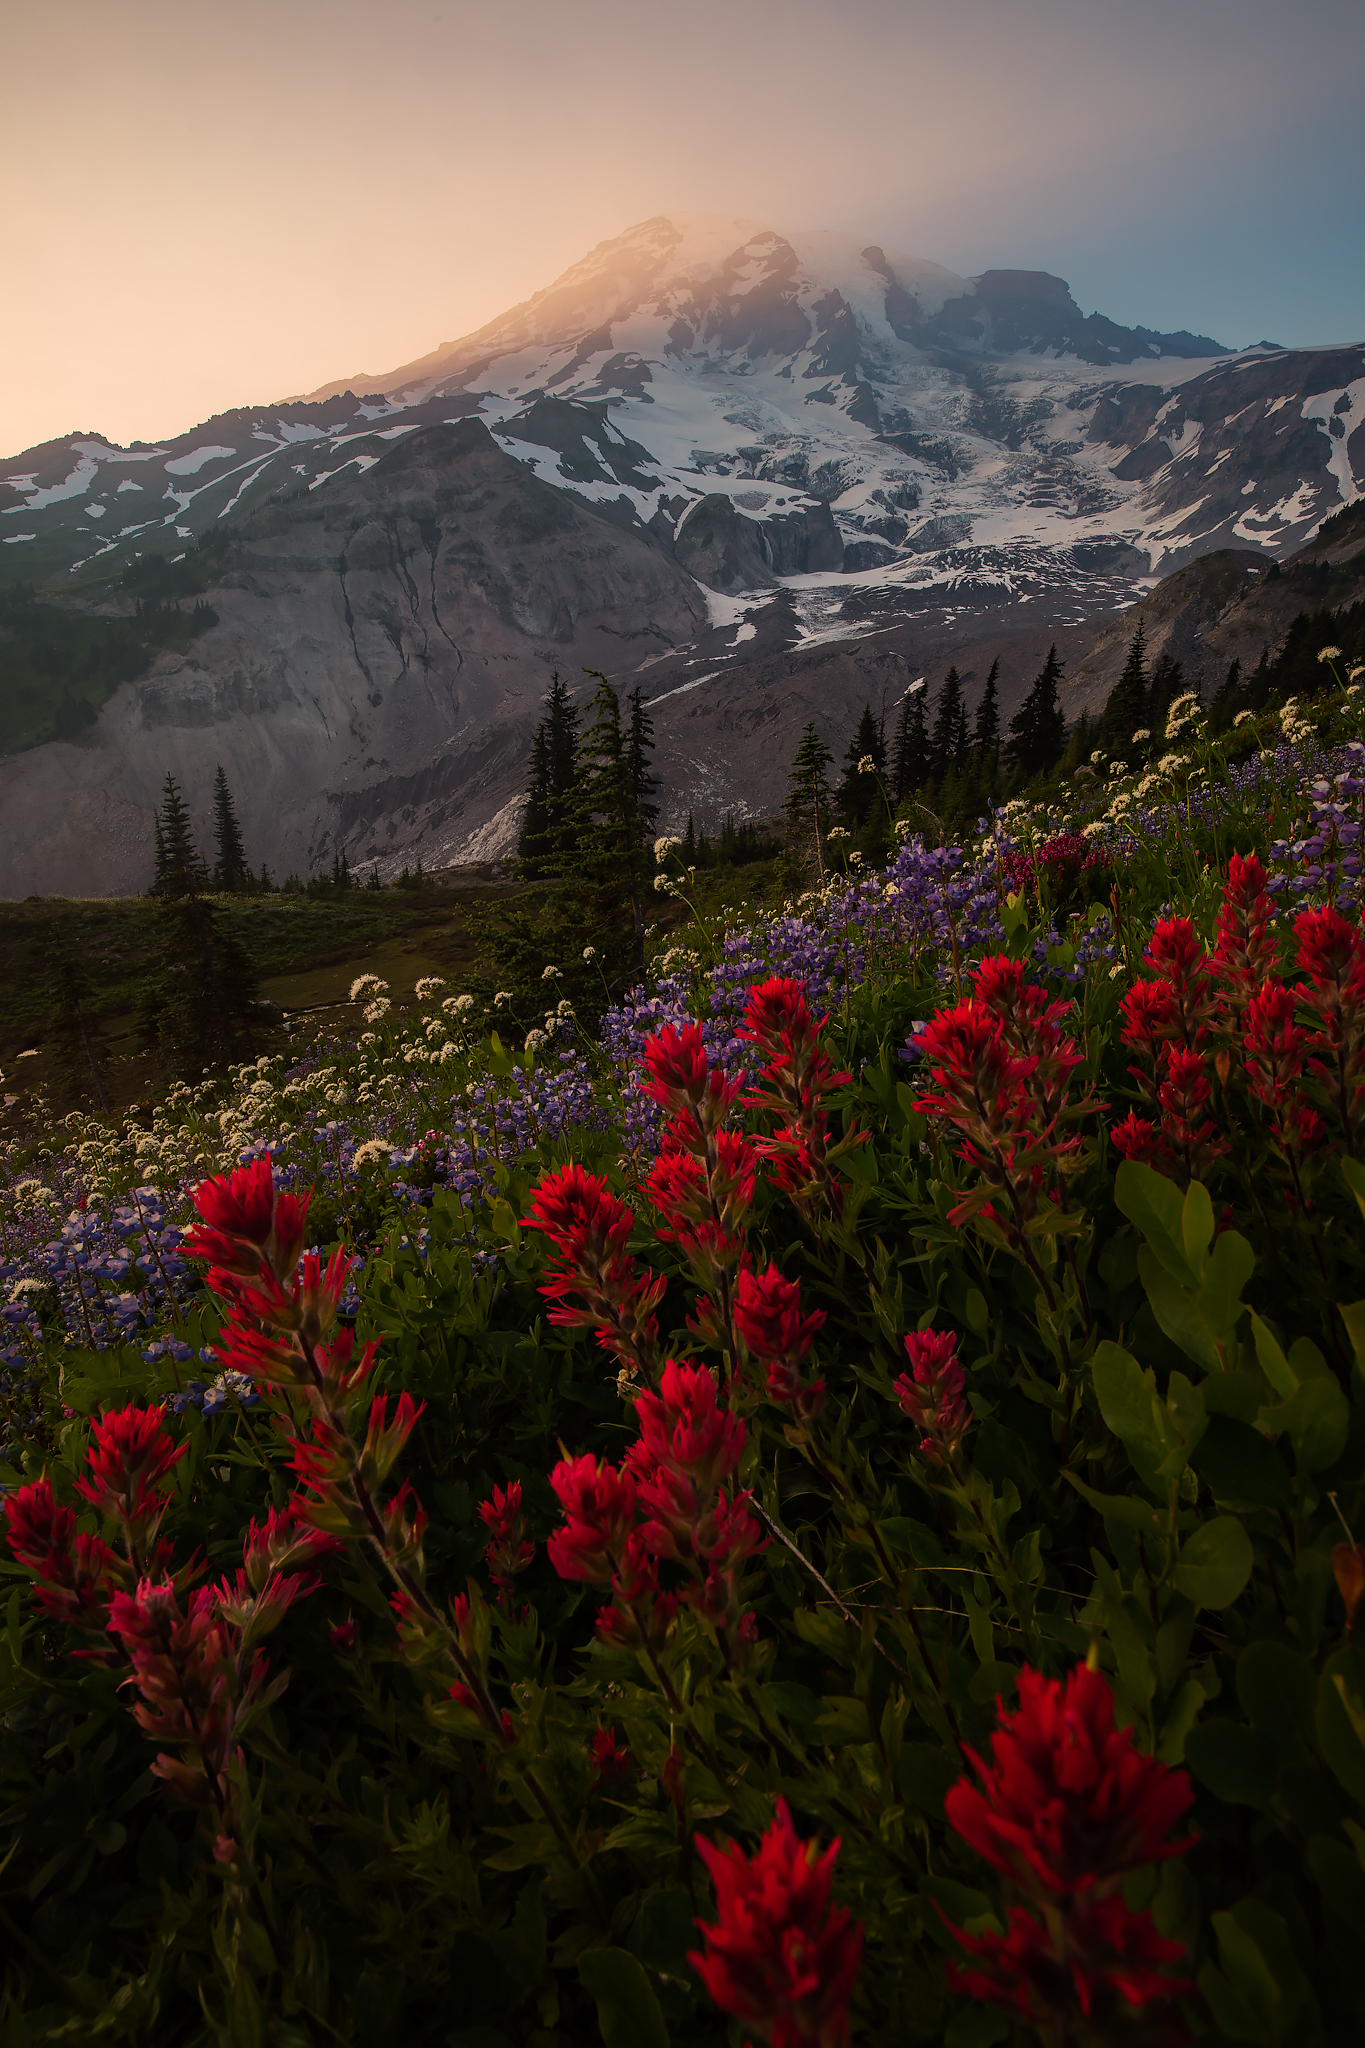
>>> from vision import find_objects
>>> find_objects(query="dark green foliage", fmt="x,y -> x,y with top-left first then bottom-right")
1101,619 -> 1150,754
211,766 -> 249,892
1210,658 -> 1243,735
834,704 -> 886,830
627,685 -> 661,844
145,893 -> 260,1077
972,657 -> 1001,763
929,666 -> 964,784
43,955 -> 112,1112
1005,643 -> 1067,779
150,775 -> 210,899
784,721 -> 835,877
1147,650 -> 1188,741
518,672 -> 581,877
890,684 -> 929,801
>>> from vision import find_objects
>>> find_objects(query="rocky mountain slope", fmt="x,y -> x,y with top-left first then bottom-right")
1,213 -> 1362,895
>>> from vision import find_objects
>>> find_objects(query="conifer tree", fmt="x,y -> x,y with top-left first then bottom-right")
151,774 -> 209,898
626,684 -> 660,844
1100,620 -> 1150,754
784,722 -> 835,880
835,704 -> 885,828
891,684 -> 929,800
47,956 -> 112,1113
929,667 -> 964,785
1147,652 -> 1186,743
683,813 -> 697,865
972,658 -> 1001,763
150,896 -> 261,1078
518,672 -> 582,876
211,766 -> 249,891
1209,658 -> 1243,735
571,672 -> 648,962
1005,645 -> 1067,780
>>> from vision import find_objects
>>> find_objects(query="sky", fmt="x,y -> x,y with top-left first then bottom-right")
3,0 -> 1363,457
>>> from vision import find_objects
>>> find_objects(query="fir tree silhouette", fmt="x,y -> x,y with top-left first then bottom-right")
151,774 -> 210,898
1101,620 -> 1150,754
1005,645 -> 1067,780
785,722 -> 835,879
972,658 -> 1001,763
929,667 -> 964,786
211,766 -> 249,891
891,683 -> 929,800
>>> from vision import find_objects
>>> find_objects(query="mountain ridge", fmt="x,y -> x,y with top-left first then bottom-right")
1,211 -> 1361,897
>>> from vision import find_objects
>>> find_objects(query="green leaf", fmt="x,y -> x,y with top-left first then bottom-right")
1116,1160 -> 1197,1284
1190,1413 -> 1293,1510
1259,1376 -> 1351,1473
1181,1178 -> 1216,1271
964,1288 -> 990,1338
1249,1313 -> 1298,1400
1341,1153 -> 1365,1225
1236,1642 -> 1317,1743
1172,1517 -> 1253,1610
578,1949 -> 670,2048
1156,1677 -> 1205,1763
816,1697 -> 873,1748
1063,1472 -> 1164,1530
1091,1342 -> 1164,1467
1317,1650 -> 1365,1802
1338,1298 -> 1365,1372
896,1743 -> 960,1819
1138,1248 -> 1222,1374
1197,1229 -> 1255,1343
1199,1913 -> 1284,2044
1184,1721 -> 1277,1808
1201,1372 -> 1271,1424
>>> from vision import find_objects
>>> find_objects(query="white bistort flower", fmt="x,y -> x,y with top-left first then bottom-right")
524,1028 -> 548,1052
582,946 -> 597,961
363,998 -> 391,1023
653,835 -> 682,863
414,977 -> 447,999
443,993 -> 476,1015
1234,709 -> 1255,726
1318,646 -> 1343,663
1131,729 -> 1150,743
349,973 -> 389,1002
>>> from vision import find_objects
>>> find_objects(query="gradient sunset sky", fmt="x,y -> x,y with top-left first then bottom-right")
4,0 -> 1362,457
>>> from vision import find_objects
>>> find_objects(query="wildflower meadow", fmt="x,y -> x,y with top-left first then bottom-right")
3,657 -> 1365,2046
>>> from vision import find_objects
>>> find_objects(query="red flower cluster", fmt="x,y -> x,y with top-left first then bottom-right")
740,979 -> 862,1216
1000,831 -> 1111,905
893,1329 -> 971,1467
524,1163 -> 665,1383
4,1476 -> 118,1639
913,954 -> 1095,1247
74,1404 -> 186,1563
689,1797 -> 863,2048
642,1021 -> 758,1366
944,1664 -> 1195,2028
735,1263 -> 827,1419
478,1481 -> 535,1603
547,1361 -> 764,1648
1112,861 -> 1365,1191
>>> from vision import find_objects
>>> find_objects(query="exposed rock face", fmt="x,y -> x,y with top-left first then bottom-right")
0,422 -> 707,896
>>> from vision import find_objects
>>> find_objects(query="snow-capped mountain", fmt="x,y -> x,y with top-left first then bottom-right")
1,213 -> 1362,896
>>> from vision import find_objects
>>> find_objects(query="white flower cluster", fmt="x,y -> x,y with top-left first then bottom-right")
1234,709 -> 1256,726
1318,645 -> 1343,663
653,835 -> 683,864
442,993 -> 476,1016
363,998 -> 391,1023
349,973 -> 389,1002
414,976 -> 447,1000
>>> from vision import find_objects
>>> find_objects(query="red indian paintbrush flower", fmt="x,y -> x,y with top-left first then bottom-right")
735,1264 -> 827,1417
641,1021 -> 746,1143
944,1662 -> 1195,1901
947,1890 -> 1195,2026
74,1406 -> 187,1551
894,1330 -> 971,1465
523,1163 -> 665,1379
5,1476 -> 118,1631
590,1724 -> 631,1788
546,1453 -> 638,1582
1212,851 -> 1279,1016
478,1481 -> 535,1601
689,1797 -> 863,2048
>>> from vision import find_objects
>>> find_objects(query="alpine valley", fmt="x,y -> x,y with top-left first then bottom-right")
2,211 -> 1363,896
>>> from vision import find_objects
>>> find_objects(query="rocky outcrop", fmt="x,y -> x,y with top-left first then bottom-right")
0,421 -> 708,896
